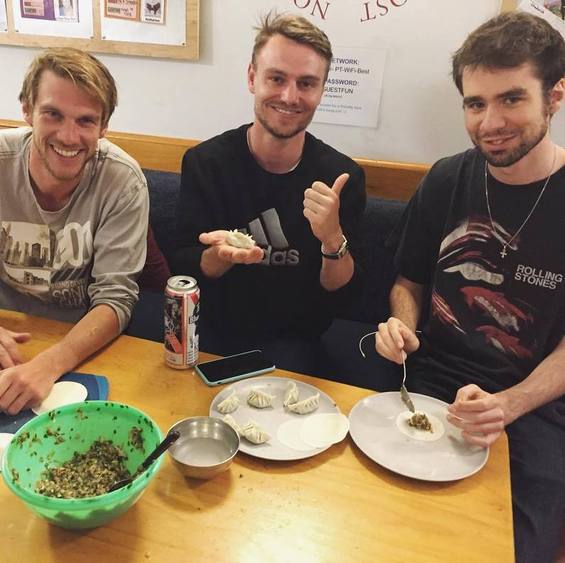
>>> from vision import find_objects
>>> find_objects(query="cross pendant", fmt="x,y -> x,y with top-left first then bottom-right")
500,246 -> 508,258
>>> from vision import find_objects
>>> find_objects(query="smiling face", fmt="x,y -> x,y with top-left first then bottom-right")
461,62 -> 561,168
23,69 -> 107,192
248,34 -> 326,140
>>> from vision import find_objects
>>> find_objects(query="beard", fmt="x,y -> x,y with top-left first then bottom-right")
34,137 -> 88,183
474,107 -> 550,168
254,104 -> 313,140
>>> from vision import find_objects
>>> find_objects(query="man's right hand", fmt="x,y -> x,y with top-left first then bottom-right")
199,230 -> 264,278
0,327 -> 31,369
375,317 -> 420,364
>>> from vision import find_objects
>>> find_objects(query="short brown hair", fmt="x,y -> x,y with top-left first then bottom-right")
251,12 -> 333,80
452,11 -> 565,95
19,47 -> 117,127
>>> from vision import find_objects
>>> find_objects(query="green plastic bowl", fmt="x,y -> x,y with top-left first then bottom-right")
1,401 -> 163,529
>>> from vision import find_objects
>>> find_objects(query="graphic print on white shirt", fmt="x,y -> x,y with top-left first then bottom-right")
0,220 -> 93,308
240,208 -> 299,267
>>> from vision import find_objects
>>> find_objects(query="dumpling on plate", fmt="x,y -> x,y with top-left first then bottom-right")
216,391 -> 240,414
247,388 -> 276,409
240,420 -> 270,444
286,392 -> 320,415
283,381 -> 299,407
222,414 -> 242,436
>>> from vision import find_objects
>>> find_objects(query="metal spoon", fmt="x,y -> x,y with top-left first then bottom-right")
108,430 -> 180,493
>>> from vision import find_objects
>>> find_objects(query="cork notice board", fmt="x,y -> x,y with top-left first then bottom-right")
0,0 -> 199,60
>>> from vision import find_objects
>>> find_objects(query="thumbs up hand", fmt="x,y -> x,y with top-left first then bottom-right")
303,173 -> 349,246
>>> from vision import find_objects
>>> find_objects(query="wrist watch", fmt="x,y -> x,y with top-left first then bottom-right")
321,235 -> 349,260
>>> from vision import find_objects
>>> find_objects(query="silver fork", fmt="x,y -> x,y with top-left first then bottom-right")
358,330 -> 415,413
400,356 -> 415,413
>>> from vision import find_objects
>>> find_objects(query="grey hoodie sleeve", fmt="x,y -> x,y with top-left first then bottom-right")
87,155 -> 149,332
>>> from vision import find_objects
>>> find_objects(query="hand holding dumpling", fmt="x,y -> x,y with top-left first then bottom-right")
199,230 -> 264,266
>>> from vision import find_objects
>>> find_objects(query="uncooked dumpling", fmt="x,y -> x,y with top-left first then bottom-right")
216,391 -> 239,414
240,420 -> 270,444
247,388 -> 276,409
225,230 -> 255,249
286,393 -> 320,415
283,381 -> 299,407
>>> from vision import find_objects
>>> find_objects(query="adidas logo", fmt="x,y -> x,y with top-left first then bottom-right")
241,208 -> 300,267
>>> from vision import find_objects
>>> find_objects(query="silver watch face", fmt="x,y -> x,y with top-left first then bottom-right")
322,236 -> 348,259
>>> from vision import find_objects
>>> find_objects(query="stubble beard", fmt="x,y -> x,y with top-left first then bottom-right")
34,136 -> 88,183
476,107 -> 551,168
255,104 -> 313,140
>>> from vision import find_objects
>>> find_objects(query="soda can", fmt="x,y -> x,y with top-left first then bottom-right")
164,275 -> 200,369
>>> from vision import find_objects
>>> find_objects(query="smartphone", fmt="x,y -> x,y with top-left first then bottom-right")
195,350 -> 275,386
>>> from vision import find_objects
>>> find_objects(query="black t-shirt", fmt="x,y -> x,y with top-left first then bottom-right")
393,148 -> 565,392
172,124 -> 366,339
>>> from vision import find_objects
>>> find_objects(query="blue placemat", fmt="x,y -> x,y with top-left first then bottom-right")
0,372 -> 109,435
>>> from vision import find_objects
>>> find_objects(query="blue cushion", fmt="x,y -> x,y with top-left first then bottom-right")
143,169 -> 180,266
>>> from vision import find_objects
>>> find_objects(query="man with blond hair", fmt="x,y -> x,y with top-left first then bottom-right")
0,48 -> 149,415
172,13 -> 366,375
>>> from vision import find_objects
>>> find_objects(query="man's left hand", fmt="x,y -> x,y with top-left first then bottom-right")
446,383 -> 508,447
303,173 -> 349,246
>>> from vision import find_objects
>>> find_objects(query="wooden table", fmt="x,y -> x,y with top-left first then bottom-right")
0,310 -> 514,563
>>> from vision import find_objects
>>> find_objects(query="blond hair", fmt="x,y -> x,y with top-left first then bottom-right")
19,47 -> 117,126
252,12 -> 333,80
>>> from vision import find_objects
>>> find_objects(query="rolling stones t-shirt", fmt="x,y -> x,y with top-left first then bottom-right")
392,148 -> 565,390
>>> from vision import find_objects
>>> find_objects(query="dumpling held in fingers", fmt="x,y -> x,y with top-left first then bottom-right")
225,229 -> 256,249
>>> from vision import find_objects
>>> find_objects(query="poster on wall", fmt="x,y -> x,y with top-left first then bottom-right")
101,0 -> 184,44
314,47 -> 386,129
55,0 -> 79,22
141,0 -> 165,24
543,0 -> 564,19
0,0 -> 7,32
518,0 -> 565,36
20,0 -> 54,20
104,0 -> 139,21
12,0 -> 92,36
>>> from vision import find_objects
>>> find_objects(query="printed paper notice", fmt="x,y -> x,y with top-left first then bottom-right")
13,0 -> 92,36
55,0 -> 79,23
314,47 -> 386,129
20,0 -> 53,20
105,0 -> 139,21
142,0 -> 165,24
0,0 -> 7,32
518,0 -> 565,37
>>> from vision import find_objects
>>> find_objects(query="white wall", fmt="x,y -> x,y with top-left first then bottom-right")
0,0 -> 563,164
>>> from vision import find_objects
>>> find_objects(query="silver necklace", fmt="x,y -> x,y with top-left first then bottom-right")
484,147 -> 557,259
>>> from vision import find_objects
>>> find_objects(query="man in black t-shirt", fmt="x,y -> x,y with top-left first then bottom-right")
375,13 -> 565,563
172,13 -> 366,373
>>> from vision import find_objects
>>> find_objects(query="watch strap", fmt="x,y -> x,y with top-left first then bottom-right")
321,235 -> 348,260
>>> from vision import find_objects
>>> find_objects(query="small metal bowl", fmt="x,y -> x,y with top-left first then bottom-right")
167,416 -> 239,479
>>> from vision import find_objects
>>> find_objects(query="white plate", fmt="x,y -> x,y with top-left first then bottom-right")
209,376 -> 341,461
348,392 -> 489,482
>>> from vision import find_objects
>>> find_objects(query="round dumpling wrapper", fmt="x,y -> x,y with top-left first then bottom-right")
32,381 -> 88,415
